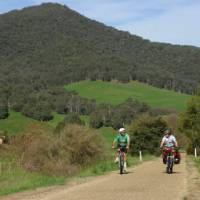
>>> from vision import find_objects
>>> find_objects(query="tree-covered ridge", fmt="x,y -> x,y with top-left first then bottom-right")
0,2 -> 200,96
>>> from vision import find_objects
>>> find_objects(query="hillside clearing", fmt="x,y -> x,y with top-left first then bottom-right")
65,80 -> 191,111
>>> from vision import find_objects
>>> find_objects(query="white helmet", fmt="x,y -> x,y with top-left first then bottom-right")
119,128 -> 126,133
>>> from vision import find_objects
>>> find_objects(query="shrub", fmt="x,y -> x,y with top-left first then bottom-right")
129,115 -> 167,155
64,113 -> 85,125
12,124 -> 105,175
22,101 -> 53,121
165,114 -> 188,149
56,125 -> 105,165
179,93 -> 200,154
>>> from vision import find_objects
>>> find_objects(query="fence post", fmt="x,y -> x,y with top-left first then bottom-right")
195,148 -> 197,157
139,150 -> 143,162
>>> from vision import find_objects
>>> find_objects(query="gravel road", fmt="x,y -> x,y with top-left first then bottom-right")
2,153 -> 199,200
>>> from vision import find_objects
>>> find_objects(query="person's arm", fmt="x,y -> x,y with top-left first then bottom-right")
112,135 -> 118,148
173,136 -> 178,147
112,140 -> 116,148
160,137 -> 165,148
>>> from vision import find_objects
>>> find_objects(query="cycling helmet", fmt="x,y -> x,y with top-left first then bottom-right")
119,128 -> 126,133
164,128 -> 171,135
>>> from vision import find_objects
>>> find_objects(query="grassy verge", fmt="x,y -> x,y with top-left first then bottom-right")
77,154 -> 154,178
0,151 -> 65,196
0,167 -> 65,196
193,157 -> 200,172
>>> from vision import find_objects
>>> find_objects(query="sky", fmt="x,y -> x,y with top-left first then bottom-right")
0,0 -> 200,47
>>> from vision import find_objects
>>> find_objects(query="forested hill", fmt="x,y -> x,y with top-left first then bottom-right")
0,2 -> 200,95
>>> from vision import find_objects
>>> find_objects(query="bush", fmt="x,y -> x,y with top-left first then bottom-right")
90,111 -> 104,129
22,101 -> 53,121
179,93 -> 200,154
56,125 -> 105,165
12,124 -> 105,176
129,115 -> 167,155
64,113 -> 85,125
165,114 -> 188,149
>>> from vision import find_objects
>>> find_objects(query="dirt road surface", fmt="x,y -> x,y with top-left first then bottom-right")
1,153 -> 199,200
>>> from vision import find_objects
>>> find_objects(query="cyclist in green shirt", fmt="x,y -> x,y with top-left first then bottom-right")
112,128 -> 130,172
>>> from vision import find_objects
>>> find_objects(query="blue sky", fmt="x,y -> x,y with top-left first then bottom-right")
0,0 -> 200,47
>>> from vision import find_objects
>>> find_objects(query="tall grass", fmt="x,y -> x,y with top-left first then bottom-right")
0,145 -> 65,196
193,157 -> 200,172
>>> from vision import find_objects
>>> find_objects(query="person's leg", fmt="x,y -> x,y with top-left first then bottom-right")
162,151 -> 167,164
123,152 -> 127,171
114,149 -> 120,163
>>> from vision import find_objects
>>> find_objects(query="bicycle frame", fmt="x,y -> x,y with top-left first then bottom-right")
118,148 -> 125,174
165,147 -> 174,174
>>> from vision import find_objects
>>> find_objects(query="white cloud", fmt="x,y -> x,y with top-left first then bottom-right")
117,2 -> 200,46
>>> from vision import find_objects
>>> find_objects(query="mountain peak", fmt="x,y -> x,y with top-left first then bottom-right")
0,3 -> 200,94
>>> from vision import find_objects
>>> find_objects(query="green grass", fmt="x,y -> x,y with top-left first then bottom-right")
0,152 -> 65,196
0,166 -> 65,196
0,111 -> 36,135
65,80 -> 191,111
46,112 -> 65,128
0,111 -> 66,136
80,115 -> 90,126
193,157 -> 200,172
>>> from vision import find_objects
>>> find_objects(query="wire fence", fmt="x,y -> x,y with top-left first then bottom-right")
0,161 -> 22,175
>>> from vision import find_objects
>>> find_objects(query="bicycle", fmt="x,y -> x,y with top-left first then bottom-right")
165,147 -> 174,174
118,147 -> 126,174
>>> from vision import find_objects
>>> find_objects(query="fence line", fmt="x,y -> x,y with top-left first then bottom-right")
0,161 -> 22,175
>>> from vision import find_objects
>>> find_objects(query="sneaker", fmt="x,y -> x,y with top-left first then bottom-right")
123,169 -> 127,173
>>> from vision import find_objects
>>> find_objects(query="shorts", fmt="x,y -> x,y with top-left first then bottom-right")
118,146 -> 127,153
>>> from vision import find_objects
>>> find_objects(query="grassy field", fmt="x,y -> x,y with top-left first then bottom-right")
0,111 -> 36,135
65,80 -> 191,111
0,111 -> 65,136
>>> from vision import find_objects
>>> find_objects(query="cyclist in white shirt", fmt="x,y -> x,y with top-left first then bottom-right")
160,128 -> 179,164
160,129 -> 178,148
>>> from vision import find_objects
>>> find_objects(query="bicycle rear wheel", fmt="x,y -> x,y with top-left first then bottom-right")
119,154 -> 124,174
